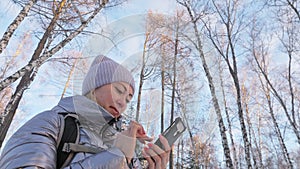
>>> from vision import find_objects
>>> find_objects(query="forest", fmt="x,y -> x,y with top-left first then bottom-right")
0,0 -> 299,168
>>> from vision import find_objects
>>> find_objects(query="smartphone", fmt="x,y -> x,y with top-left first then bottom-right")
154,117 -> 186,149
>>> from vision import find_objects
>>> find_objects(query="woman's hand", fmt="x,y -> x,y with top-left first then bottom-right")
113,121 -> 152,162
142,135 -> 171,169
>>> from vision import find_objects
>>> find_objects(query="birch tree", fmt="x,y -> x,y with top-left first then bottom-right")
0,0 -> 125,147
177,0 -> 234,168
245,17 -> 294,168
0,0 -> 36,54
267,0 -> 300,145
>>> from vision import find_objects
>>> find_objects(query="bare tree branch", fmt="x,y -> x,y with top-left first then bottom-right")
0,0 -> 37,54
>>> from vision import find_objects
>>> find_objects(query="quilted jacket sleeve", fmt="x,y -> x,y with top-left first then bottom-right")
64,147 -> 130,169
0,110 -> 60,169
0,111 -> 130,169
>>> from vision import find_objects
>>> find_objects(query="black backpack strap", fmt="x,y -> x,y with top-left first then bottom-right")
57,113 -> 80,169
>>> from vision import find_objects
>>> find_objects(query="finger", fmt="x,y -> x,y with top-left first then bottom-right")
159,135 -> 171,151
129,121 -> 146,136
128,121 -> 140,130
148,143 -> 169,168
128,121 -> 154,145
148,143 -> 164,155
128,121 -> 143,138
137,136 -> 153,144
142,148 -> 155,169
137,125 -> 146,135
145,144 -> 162,168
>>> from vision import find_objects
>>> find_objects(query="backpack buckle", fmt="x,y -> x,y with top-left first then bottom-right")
62,143 -> 71,153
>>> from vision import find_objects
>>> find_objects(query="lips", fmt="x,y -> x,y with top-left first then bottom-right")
109,106 -> 120,117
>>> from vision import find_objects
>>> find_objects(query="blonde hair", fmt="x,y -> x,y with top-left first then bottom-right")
85,90 -> 97,103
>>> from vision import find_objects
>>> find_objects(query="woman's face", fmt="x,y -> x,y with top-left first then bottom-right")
93,82 -> 133,118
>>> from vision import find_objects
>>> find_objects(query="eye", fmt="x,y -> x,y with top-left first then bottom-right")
114,86 -> 124,94
125,97 -> 131,103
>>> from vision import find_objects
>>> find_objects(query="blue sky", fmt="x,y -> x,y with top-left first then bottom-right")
2,0 -> 299,164
0,0 -> 179,151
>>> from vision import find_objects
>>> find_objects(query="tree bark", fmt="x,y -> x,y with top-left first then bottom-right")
0,0 -> 108,147
135,33 -> 149,121
178,1 -> 234,168
219,59 -> 238,168
169,20 -> 179,169
0,0 -> 37,54
160,48 -> 165,133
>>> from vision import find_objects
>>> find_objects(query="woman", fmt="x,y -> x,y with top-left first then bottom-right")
0,55 -> 170,168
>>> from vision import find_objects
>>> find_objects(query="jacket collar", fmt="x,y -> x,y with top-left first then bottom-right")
54,95 -> 120,133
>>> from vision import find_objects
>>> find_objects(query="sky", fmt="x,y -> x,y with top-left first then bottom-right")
0,0 -> 180,151
2,0 -> 299,165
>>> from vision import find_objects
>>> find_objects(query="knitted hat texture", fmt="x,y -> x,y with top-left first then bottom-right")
82,55 -> 135,95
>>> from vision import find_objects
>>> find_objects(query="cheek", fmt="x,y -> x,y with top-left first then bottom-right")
110,90 -> 120,101
121,105 -> 127,112
95,96 -> 104,105
95,91 -> 113,105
